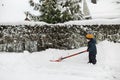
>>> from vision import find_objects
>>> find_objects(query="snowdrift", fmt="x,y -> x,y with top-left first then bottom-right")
0,40 -> 120,80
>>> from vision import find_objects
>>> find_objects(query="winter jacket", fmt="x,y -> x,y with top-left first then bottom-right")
87,38 -> 97,55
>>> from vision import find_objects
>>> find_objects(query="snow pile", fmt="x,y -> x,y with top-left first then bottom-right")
0,21 -> 48,26
0,40 -> 120,80
0,18 -> 120,26
63,19 -> 120,25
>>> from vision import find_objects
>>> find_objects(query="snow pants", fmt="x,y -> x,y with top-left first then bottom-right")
89,53 -> 97,64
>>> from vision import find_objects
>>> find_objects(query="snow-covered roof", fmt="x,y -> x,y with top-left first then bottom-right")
0,18 -> 120,26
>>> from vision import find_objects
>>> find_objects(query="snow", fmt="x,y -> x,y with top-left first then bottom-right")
0,40 -> 120,80
63,18 -> 120,25
0,18 -> 120,26
87,0 -> 120,19
0,1 -> 120,80
0,0 -> 120,23
0,0 -> 31,22
0,21 -> 48,26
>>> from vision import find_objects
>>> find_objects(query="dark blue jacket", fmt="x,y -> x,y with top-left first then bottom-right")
87,38 -> 97,55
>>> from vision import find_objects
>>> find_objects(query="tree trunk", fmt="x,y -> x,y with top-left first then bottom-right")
83,0 -> 92,19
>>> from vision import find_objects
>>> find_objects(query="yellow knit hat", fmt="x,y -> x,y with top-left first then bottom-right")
86,34 -> 94,39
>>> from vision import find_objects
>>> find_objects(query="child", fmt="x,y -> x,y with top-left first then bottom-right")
86,34 -> 97,65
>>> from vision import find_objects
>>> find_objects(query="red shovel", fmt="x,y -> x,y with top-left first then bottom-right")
50,50 -> 87,62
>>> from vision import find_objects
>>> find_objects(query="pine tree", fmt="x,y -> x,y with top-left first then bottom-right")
40,0 -> 61,23
57,0 -> 84,22
27,0 -> 83,23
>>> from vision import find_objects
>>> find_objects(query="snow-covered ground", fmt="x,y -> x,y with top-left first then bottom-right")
0,1 -> 120,80
87,0 -> 120,19
0,0 -> 120,22
0,0 -> 28,22
0,40 -> 120,80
